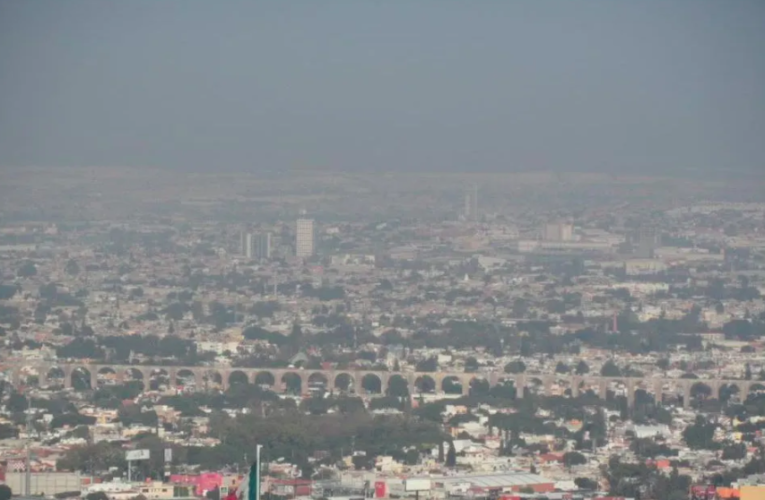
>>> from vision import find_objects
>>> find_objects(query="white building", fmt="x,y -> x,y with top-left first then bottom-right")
629,424 -> 671,439
542,222 -> 574,242
244,233 -> 255,259
624,258 -> 667,276
296,218 -> 315,258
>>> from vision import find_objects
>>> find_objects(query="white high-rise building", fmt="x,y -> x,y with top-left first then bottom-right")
239,231 -> 248,255
463,184 -> 479,221
296,218 -> 315,258
244,233 -> 255,259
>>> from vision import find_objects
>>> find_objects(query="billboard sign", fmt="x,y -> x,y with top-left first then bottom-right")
126,449 -> 150,461
404,479 -> 431,492
164,449 -> 173,462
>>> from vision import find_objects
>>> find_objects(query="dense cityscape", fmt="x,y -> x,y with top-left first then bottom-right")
2,0 -> 765,499
0,169 -> 764,500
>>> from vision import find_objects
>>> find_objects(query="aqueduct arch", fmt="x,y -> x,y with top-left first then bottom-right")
228,370 -> 249,387
361,373 -> 383,394
255,371 -> 276,388
6,363 -> 752,408
333,372 -> 355,393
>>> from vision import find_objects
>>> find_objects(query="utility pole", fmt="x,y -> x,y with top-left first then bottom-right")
254,445 -> 263,500
25,396 -> 32,496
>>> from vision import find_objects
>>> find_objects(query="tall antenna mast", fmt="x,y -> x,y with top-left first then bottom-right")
473,183 -> 478,221
25,395 -> 32,495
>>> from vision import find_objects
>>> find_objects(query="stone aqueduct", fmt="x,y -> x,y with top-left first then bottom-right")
7,363 -> 760,409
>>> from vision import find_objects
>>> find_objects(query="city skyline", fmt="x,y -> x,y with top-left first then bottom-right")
1,1 -> 765,499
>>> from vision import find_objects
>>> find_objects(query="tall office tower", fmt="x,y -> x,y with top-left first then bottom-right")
463,184 -> 479,221
255,232 -> 272,260
560,223 -> 573,242
244,233 -> 255,259
542,221 -> 574,242
296,218 -> 315,258
239,231 -> 248,255
472,184 -> 478,221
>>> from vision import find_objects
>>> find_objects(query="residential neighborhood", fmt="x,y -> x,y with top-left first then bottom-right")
1,169 -> 765,500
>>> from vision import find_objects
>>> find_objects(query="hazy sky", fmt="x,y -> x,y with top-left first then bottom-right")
0,1 -> 763,173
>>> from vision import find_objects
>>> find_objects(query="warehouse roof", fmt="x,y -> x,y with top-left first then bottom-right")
411,472 -> 551,488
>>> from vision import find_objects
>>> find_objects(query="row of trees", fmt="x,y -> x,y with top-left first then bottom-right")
56,404 -> 449,479
55,334 -> 208,365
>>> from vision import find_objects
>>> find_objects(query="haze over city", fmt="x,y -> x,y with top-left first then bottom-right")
1,3 -> 765,500
1,0 -> 764,173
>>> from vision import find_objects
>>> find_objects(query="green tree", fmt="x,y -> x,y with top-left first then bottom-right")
57,442 -> 127,474
387,377 -> 409,398
683,415 -> 717,450
630,438 -> 677,459
464,357 -> 479,373
512,298 -> 528,318
605,457 -> 690,500
504,360 -> 526,374
0,424 -> 19,439
416,357 -> 438,372
65,259 -> 81,275
17,261 -> 37,278
721,442 -> 746,460
563,451 -> 587,467
723,319 -> 762,341
51,413 -> 97,429
289,322 -> 304,348
404,448 -> 420,465
575,360 -> 590,375
445,441 -> 456,467
574,477 -> 597,490
7,392 -> 28,413
600,360 -> 622,377
0,484 -> 11,500
352,455 -> 374,471
0,284 -> 19,300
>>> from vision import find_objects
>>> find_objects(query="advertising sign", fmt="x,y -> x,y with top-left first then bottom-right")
126,449 -> 150,461
404,479 -> 431,492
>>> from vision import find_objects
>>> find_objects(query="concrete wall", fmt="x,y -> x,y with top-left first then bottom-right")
5,472 -> 84,496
